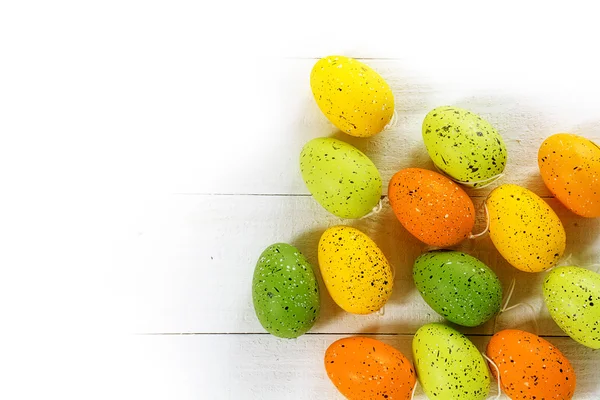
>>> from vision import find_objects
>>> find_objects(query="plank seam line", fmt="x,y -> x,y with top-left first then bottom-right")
172,193 -> 555,199
135,332 -> 570,338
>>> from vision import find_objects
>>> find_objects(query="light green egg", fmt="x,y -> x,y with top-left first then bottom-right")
252,243 -> 320,338
413,251 -> 502,327
413,323 -> 490,400
422,106 -> 507,186
300,138 -> 382,218
543,266 -> 600,349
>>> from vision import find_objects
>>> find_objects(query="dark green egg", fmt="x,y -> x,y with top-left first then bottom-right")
413,250 -> 502,327
252,243 -> 320,338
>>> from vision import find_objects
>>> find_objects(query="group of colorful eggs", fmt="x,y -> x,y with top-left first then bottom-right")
251,55 -> 600,399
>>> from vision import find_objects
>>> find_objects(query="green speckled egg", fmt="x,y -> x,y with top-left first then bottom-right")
252,243 -> 320,338
543,266 -> 600,349
413,323 -> 490,400
487,184 -> 566,273
422,106 -> 507,186
413,251 -> 502,327
300,138 -> 382,219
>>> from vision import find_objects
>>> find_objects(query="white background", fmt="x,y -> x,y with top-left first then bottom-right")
1,1 -> 600,398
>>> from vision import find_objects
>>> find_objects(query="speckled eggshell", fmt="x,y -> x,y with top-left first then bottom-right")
543,266 -> 600,349
486,329 -> 576,399
318,226 -> 393,314
325,337 -> 416,400
422,106 -> 507,186
310,55 -> 394,137
538,133 -> 600,217
486,184 -> 566,272
388,168 -> 475,246
412,323 -> 490,400
413,251 -> 502,327
252,243 -> 320,338
300,137 -> 382,219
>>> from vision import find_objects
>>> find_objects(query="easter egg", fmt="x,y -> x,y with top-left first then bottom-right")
310,55 -> 394,137
300,137 -> 382,219
538,133 -> 600,217
486,184 -> 566,272
252,243 -> 320,338
543,266 -> 600,349
413,323 -> 490,400
422,106 -> 507,186
388,168 -> 475,246
325,337 -> 416,400
413,251 -> 502,327
318,226 -> 393,314
486,329 -> 576,399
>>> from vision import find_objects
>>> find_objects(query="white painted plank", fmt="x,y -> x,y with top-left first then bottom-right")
168,58 -> 600,197
131,334 -> 600,400
120,195 -> 600,334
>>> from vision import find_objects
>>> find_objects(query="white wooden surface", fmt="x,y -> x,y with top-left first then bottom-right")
3,1 -> 600,399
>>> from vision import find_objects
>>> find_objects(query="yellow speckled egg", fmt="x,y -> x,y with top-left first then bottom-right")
538,133 -> 600,217
486,184 -> 566,272
318,226 -> 393,314
310,56 -> 394,137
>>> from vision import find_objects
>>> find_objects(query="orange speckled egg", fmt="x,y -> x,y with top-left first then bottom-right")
538,133 -> 600,217
486,329 -> 576,400
318,226 -> 393,314
388,168 -> 475,246
325,337 -> 416,400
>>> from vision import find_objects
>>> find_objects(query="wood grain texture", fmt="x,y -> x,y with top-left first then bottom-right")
123,195 -> 600,335
132,334 -> 600,399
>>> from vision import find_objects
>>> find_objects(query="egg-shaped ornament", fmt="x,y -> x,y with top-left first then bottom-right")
543,266 -> 600,349
413,323 -> 490,400
486,329 -> 576,399
422,106 -> 507,187
252,243 -> 320,338
325,337 -> 417,400
413,250 -> 502,327
300,138 -> 382,219
486,184 -> 566,272
318,226 -> 393,314
310,55 -> 394,137
388,168 -> 475,246
538,133 -> 600,217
